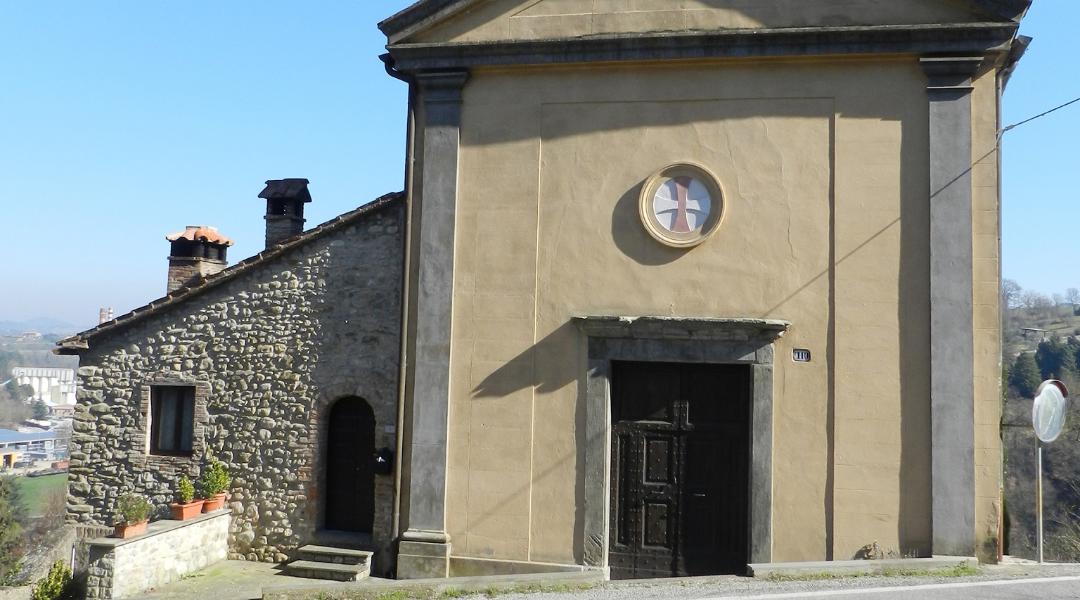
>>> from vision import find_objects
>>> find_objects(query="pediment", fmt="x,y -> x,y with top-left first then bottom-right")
382,0 -> 1029,45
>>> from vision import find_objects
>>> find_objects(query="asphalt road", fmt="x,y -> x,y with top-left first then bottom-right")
702,575 -> 1080,599
489,566 -> 1080,600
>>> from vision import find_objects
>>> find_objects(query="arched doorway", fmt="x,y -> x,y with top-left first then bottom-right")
325,397 -> 375,533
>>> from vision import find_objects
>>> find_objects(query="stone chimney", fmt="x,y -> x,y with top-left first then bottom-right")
258,178 -> 312,249
166,226 -> 233,294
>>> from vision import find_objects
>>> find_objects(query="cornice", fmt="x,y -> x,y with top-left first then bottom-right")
386,23 -> 1019,73
379,0 -> 1031,45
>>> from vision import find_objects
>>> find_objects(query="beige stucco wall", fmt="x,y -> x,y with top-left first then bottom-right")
410,0 -> 985,44
971,70 -> 1004,561
437,56 -> 1002,566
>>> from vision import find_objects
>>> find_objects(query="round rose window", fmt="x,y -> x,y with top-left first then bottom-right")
639,164 -> 724,248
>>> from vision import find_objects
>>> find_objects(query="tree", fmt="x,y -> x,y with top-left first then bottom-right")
3,382 -> 34,403
1010,352 -> 1042,398
1002,279 -> 1023,310
0,476 -> 25,584
31,400 -> 48,421
0,387 -> 30,428
1021,291 -> 1055,322
0,351 -> 19,386
1036,339 -> 1073,381
1068,288 -> 1080,307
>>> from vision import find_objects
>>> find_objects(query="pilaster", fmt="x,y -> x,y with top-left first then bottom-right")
398,69 -> 469,579
921,56 -> 982,558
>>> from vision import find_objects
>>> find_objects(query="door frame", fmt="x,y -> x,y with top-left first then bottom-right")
574,316 -> 788,571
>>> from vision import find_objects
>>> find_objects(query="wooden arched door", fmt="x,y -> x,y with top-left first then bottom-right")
325,397 -> 375,533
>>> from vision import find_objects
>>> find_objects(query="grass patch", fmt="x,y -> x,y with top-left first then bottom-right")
763,563 -> 979,583
12,473 -> 67,516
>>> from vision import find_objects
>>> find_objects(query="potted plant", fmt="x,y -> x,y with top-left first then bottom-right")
113,493 -> 152,539
169,474 -> 204,520
199,459 -> 230,512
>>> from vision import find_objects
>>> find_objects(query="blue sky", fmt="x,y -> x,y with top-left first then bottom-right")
0,1 -> 1075,330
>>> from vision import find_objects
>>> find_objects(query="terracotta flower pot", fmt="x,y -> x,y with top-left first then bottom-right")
201,492 -> 227,513
170,499 -> 205,520
113,519 -> 148,539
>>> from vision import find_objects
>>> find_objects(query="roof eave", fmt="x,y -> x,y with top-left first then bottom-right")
54,340 -> 89,356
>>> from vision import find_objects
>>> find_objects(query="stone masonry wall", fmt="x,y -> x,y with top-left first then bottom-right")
84,511 -> 230,599
67,199 -> 405,567
167,257 -> 228,294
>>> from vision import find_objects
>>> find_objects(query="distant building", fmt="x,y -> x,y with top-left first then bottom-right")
0,428 -> 66,465
1020,327 -> 1049,341
49,404 -> 76,419
11,366 -> 77,406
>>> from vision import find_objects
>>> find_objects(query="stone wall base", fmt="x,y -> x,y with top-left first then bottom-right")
397,541 -> 450,579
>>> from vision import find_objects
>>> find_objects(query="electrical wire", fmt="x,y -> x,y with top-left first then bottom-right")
1001,95 -> 1080,135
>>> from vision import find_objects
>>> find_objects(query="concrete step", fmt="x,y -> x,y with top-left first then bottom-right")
296,545 -> 373,566
284,559 -> 369,582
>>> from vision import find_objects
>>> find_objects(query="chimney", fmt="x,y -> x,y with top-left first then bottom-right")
166,226 -> 233,294
258,178 -> 312,249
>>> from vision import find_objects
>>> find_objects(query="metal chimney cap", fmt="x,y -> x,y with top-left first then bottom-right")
258,178 -> 312,202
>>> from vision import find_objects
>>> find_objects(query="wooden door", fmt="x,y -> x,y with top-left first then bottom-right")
325,397 -> 375,533
609,362 -> 750,579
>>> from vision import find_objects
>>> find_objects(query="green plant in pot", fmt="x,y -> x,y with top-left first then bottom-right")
199,459 -> 230,513
169,474 -> 204,521
113,493 -> 152,539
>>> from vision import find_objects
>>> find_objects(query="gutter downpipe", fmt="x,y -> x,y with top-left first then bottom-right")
381,51 -> 416,551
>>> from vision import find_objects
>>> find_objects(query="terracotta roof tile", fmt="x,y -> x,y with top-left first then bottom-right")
166,226 -> 234,246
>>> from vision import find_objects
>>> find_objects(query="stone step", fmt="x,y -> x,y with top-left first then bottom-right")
313,530 -> 373,549
284,559 -> 369,582
296,545 -> 373,565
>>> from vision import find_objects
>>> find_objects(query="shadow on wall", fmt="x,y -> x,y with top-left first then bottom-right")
895,108 -> 931,559
470,321 -> 586,562
472,322 -> 579,399
611,182 -> 688,267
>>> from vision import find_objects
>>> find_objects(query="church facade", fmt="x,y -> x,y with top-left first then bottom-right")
61,0 -> 1030,581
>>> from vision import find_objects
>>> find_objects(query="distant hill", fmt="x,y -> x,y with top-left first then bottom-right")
1002,298 -> 1080,561
0,318 -> 80,337
1005,305 -> 1080,357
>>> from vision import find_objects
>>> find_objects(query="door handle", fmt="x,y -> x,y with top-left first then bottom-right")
692,492 -> 706,498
